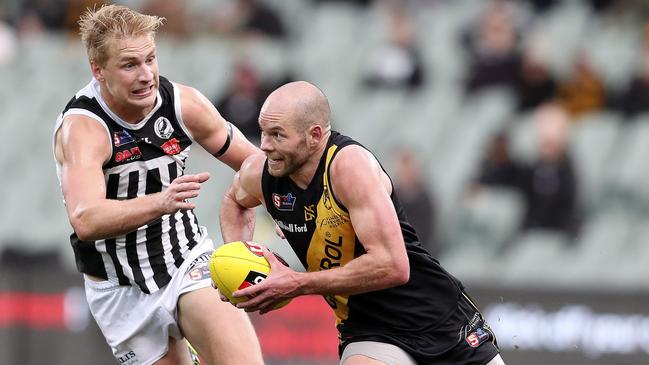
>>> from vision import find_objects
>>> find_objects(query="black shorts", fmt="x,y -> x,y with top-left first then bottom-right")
339,292 -> 500,365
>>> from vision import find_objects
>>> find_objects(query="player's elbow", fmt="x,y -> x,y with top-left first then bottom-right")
390,259 -> 410,286
70,208 -> 97,241
380,257 -> 409,288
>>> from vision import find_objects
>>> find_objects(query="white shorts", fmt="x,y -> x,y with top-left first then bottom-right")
84,235 -> 214,365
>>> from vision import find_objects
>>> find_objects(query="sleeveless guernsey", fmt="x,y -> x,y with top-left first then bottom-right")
53,76 -> 202,294
261,131 -> 464,339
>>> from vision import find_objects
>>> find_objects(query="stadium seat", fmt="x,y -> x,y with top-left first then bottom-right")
600,114 -> 649,214
444,187 -> 525,255
568,111 -> 622,214
498,229 -> 572,288
563,210 -> 635,288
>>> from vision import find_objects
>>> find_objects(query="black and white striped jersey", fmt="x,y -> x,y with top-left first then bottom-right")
53,76 -> 203,294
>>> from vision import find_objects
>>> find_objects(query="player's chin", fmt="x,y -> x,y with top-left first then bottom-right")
267,166 -> 287,177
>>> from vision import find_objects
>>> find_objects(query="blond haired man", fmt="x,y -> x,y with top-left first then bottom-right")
53,5 -> 263,365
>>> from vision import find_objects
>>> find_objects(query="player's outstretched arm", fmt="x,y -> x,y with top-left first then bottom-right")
177,83 -> 261,170
55,115 -> 210,241
219,153 -> 266,243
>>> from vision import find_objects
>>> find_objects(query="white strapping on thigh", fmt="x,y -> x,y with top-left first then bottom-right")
340,341 -> 417,365
486,353 -> 506,365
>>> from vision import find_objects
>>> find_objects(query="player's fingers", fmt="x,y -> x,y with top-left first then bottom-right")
195,172 -> 210,183
173,182 -> 202,192
262,248 -> 278,266
175,191 -> 200,201
176,201 -> 196,211
274,223 -> 285,239
263,249 -> 289,268
218,291 -> 230,303
173,172 -> 210,184
232,286 -> 256,299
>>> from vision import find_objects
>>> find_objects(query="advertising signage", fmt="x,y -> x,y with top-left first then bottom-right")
471,286 -> 649,365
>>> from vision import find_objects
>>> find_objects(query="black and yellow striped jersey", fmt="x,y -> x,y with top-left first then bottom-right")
261,131 -> 463,338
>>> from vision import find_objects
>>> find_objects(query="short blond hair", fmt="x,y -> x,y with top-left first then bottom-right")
78,4 -> 164,67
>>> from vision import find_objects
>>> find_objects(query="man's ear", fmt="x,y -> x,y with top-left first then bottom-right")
91,62 -> 105,82
308,124 -> 323,148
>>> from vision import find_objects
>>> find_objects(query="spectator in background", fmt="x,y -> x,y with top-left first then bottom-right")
19,0 -> 68,31
520,103 -> 580,238
514,33 -> 557,112
463,0 -> 522,94
473,130 -> 525,190
63,0 -> 108,35
312,0 -> 373,7
210,0 -> 287,40
214,62 -> 269,144
393,149 -> 438,256
554,52 -> 606,118
472,104 -> 580,239
141,0 -> 191,38
614,23 -> 649,118
364,2 -> 424,90
526,0 -> 558,14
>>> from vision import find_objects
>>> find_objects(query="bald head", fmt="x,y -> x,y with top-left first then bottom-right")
260,81 -> 331,133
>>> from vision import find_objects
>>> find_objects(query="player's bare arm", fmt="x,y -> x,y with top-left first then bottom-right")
55,115 -> 209,241
220,153 -> 266,243
303,145 -> 411,291
177,83 -> 260,170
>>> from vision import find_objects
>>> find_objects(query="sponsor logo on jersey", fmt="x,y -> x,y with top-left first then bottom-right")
276,220 -> 308,233
304,204 -> 316,221
238,270 -> 267,290
113,130 -> 135,147
465,327 -> 490,348
272,193 -> 296,211
114,146 -> 142,163
322,188 -> 333,210
161,138 -> 181,155
154,117 -> 174,139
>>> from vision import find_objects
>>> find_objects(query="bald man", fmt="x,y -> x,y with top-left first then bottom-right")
219,81 -> 506,365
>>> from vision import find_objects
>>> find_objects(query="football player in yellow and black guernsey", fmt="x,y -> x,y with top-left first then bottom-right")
219,81 -> 506,365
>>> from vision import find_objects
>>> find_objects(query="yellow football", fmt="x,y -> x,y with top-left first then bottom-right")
209,241 -> 290,309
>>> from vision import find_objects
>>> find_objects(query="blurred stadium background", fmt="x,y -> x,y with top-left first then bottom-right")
1,0 -> 649,364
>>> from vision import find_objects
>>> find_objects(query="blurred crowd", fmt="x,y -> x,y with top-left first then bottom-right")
3,0 -> 649,258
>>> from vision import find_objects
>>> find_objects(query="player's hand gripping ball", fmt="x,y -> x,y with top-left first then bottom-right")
209,241 -> 291,309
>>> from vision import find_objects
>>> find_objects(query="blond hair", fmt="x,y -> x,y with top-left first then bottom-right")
78,4 -> 164,67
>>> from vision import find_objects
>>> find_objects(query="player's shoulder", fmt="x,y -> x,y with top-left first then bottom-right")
61,113 -> 108,134
331,144 -> 379,175
238,153 -> 266,196
173,82 -> 201,102
240,153 -> 266,178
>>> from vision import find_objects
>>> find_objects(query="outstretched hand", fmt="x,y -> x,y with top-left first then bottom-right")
159,172 -> 210,214
232,247 -> 301,314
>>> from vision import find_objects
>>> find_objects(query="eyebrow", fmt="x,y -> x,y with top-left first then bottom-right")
117,50 -> 156,63
262,125 -> 283,132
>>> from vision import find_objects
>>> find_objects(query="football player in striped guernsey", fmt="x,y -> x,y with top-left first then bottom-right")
53,4 -> 263,365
